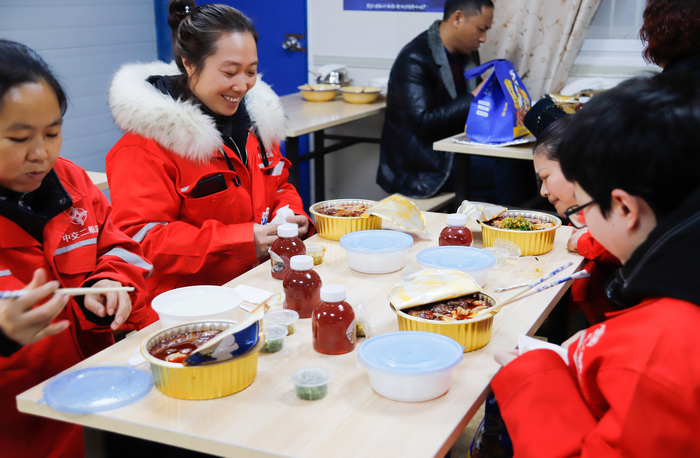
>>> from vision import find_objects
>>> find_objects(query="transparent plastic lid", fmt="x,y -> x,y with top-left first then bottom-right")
43,366 -> 152,413
416,246 -> 495,271
493,238 -> 522,257
263,324 -> 288,340
358,331 -> 463,374
265,309 -> 299,325
290,366 -> 333,387
353,301 -> 373,338
339,230 -> 414,253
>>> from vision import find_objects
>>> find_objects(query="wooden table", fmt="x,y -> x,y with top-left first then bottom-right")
433,134 -> 535,208
18,212 -> 583,458
281,93 -> 386,202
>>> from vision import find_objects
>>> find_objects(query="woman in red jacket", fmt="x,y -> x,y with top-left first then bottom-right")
106,1 -> 312,307
0,40 -> 153,458
525,99 -> 619,325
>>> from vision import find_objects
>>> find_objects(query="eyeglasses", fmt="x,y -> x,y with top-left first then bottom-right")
564,200 -> 596,228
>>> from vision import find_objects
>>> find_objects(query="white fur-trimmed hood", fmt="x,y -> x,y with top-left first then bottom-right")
109,61 -> 286,162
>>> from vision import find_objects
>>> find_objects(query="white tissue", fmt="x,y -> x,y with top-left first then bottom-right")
517,334 -> 569,365
231,285 -> 274,305
269,205 -> 295,225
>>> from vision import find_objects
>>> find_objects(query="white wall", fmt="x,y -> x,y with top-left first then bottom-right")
0,0 -> 157,174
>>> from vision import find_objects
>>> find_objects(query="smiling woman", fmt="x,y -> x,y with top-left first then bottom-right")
106,1 -> 314,307
0,40 -> 153,457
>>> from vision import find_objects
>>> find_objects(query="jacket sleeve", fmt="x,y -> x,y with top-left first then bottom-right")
491,349 -> 700,457
73,169 -> 153,331
268,144 -> 315,237
390,50 -> 474,144
107,144 -> 259,280
577,232 -> 620,265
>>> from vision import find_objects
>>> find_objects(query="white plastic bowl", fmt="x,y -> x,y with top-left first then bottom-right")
358,331 -> 463,402
339,230 -> 414,274
151,285 -> 242,327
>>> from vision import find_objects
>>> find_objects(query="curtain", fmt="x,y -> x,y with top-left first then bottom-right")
480,0 -> 602,100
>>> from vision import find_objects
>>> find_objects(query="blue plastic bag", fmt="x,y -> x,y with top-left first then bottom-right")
464,59 -> 532,144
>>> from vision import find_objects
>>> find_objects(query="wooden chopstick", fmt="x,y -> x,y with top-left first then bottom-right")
0,287 -> 135,299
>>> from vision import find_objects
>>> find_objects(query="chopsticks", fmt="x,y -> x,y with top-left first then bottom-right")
0,287 -> 135,300
474,270 -> 590,318
493,261 -> 574,292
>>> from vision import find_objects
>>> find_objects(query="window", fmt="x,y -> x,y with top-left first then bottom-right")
587,0 -> 645,39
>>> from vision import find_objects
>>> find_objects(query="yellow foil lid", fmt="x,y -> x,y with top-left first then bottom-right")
361,194 -> 428,236
388,269 -> 482,310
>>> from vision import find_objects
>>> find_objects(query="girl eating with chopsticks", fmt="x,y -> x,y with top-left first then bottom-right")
0,40 -> 153,458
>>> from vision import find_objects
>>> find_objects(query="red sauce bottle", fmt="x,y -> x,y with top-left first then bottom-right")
439,213 -> 473,246
270,223 -> 305,280
283,255 -> 322,318
312,285 -> 356,355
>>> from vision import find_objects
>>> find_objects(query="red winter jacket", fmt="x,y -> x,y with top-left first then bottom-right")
492,297 -> 700,457
571,231 -> 620,324
0,158 -> 153,458
106,62 -> 312,307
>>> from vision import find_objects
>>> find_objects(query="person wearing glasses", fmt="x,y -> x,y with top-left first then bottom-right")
524,99 -> 620,326
492,73 -> 700,456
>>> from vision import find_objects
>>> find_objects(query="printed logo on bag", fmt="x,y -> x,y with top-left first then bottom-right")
68,207 -> 88,225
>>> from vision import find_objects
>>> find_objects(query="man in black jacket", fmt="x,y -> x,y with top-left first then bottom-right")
377,0 -> 535,204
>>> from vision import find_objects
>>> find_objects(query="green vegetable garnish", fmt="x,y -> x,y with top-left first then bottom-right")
499,215 -> 536,231
295,384 -> 328,400
261,338 -> 284,353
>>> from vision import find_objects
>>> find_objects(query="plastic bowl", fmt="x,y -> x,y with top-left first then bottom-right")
416,246 -> 495,287
358,331 -> 463,402
260,324 -> 287,353
298,84 -> 340,102
391,292 -> 498,352
140,321 -> 262,400
340,230 -> 414,274
480,211 -> 562,256
338,86 -> 381,104
151,285 -> 242,327
309,199 -> 382,241
290,367 -> 333,401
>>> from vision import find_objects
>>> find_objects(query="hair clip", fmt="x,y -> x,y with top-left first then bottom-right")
185,5 -> 190,14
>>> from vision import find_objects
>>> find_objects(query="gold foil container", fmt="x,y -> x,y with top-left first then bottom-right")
141,321 -> 262,400
392,292 -> 498,352
479,210 -> 561,256
309,199 -> 382,241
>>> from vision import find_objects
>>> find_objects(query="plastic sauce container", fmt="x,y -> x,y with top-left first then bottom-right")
518,257 -> 547,278
290,367 -> 333,401
261,324 -> 287,353
305,245 -> 326,265
283,255 -> 322,318
439,213 -> 473,247
270,223 -> 305,280
312,285 -> 356,355
264,309 -> 299,336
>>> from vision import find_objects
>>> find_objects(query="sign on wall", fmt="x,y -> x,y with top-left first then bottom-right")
343,0 -> 446,12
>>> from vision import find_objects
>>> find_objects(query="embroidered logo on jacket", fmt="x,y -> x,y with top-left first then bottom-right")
68,207 -> 88,225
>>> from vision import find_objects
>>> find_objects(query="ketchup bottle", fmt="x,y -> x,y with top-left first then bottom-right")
439,213 -> 473,246
312,285 -> 356,355
270,223 -> 305,280
283,255 -> 322,318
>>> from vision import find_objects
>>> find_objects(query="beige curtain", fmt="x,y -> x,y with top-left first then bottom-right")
480,0 -> 602,100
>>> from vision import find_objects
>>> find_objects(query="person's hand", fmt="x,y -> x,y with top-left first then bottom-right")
567,228 -> 587,253
84,279 -> 132,331
286,215 -> 310,238
494,349 -> 519,367
561,330 -> 585,351
0,268 -> 70,345
471,79 -> 486,97
254,223 -> 280,261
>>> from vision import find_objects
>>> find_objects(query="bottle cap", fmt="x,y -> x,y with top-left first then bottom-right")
446,213 -> 467,227
290,255 -> 314,271
278,223 -> 299,237
320,284 -> 346,302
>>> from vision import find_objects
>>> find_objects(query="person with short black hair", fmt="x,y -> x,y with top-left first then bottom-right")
107,1 -> 313,308
491,73 -> 700,457
377,0 -> 536,205
0,39 -> 153,458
